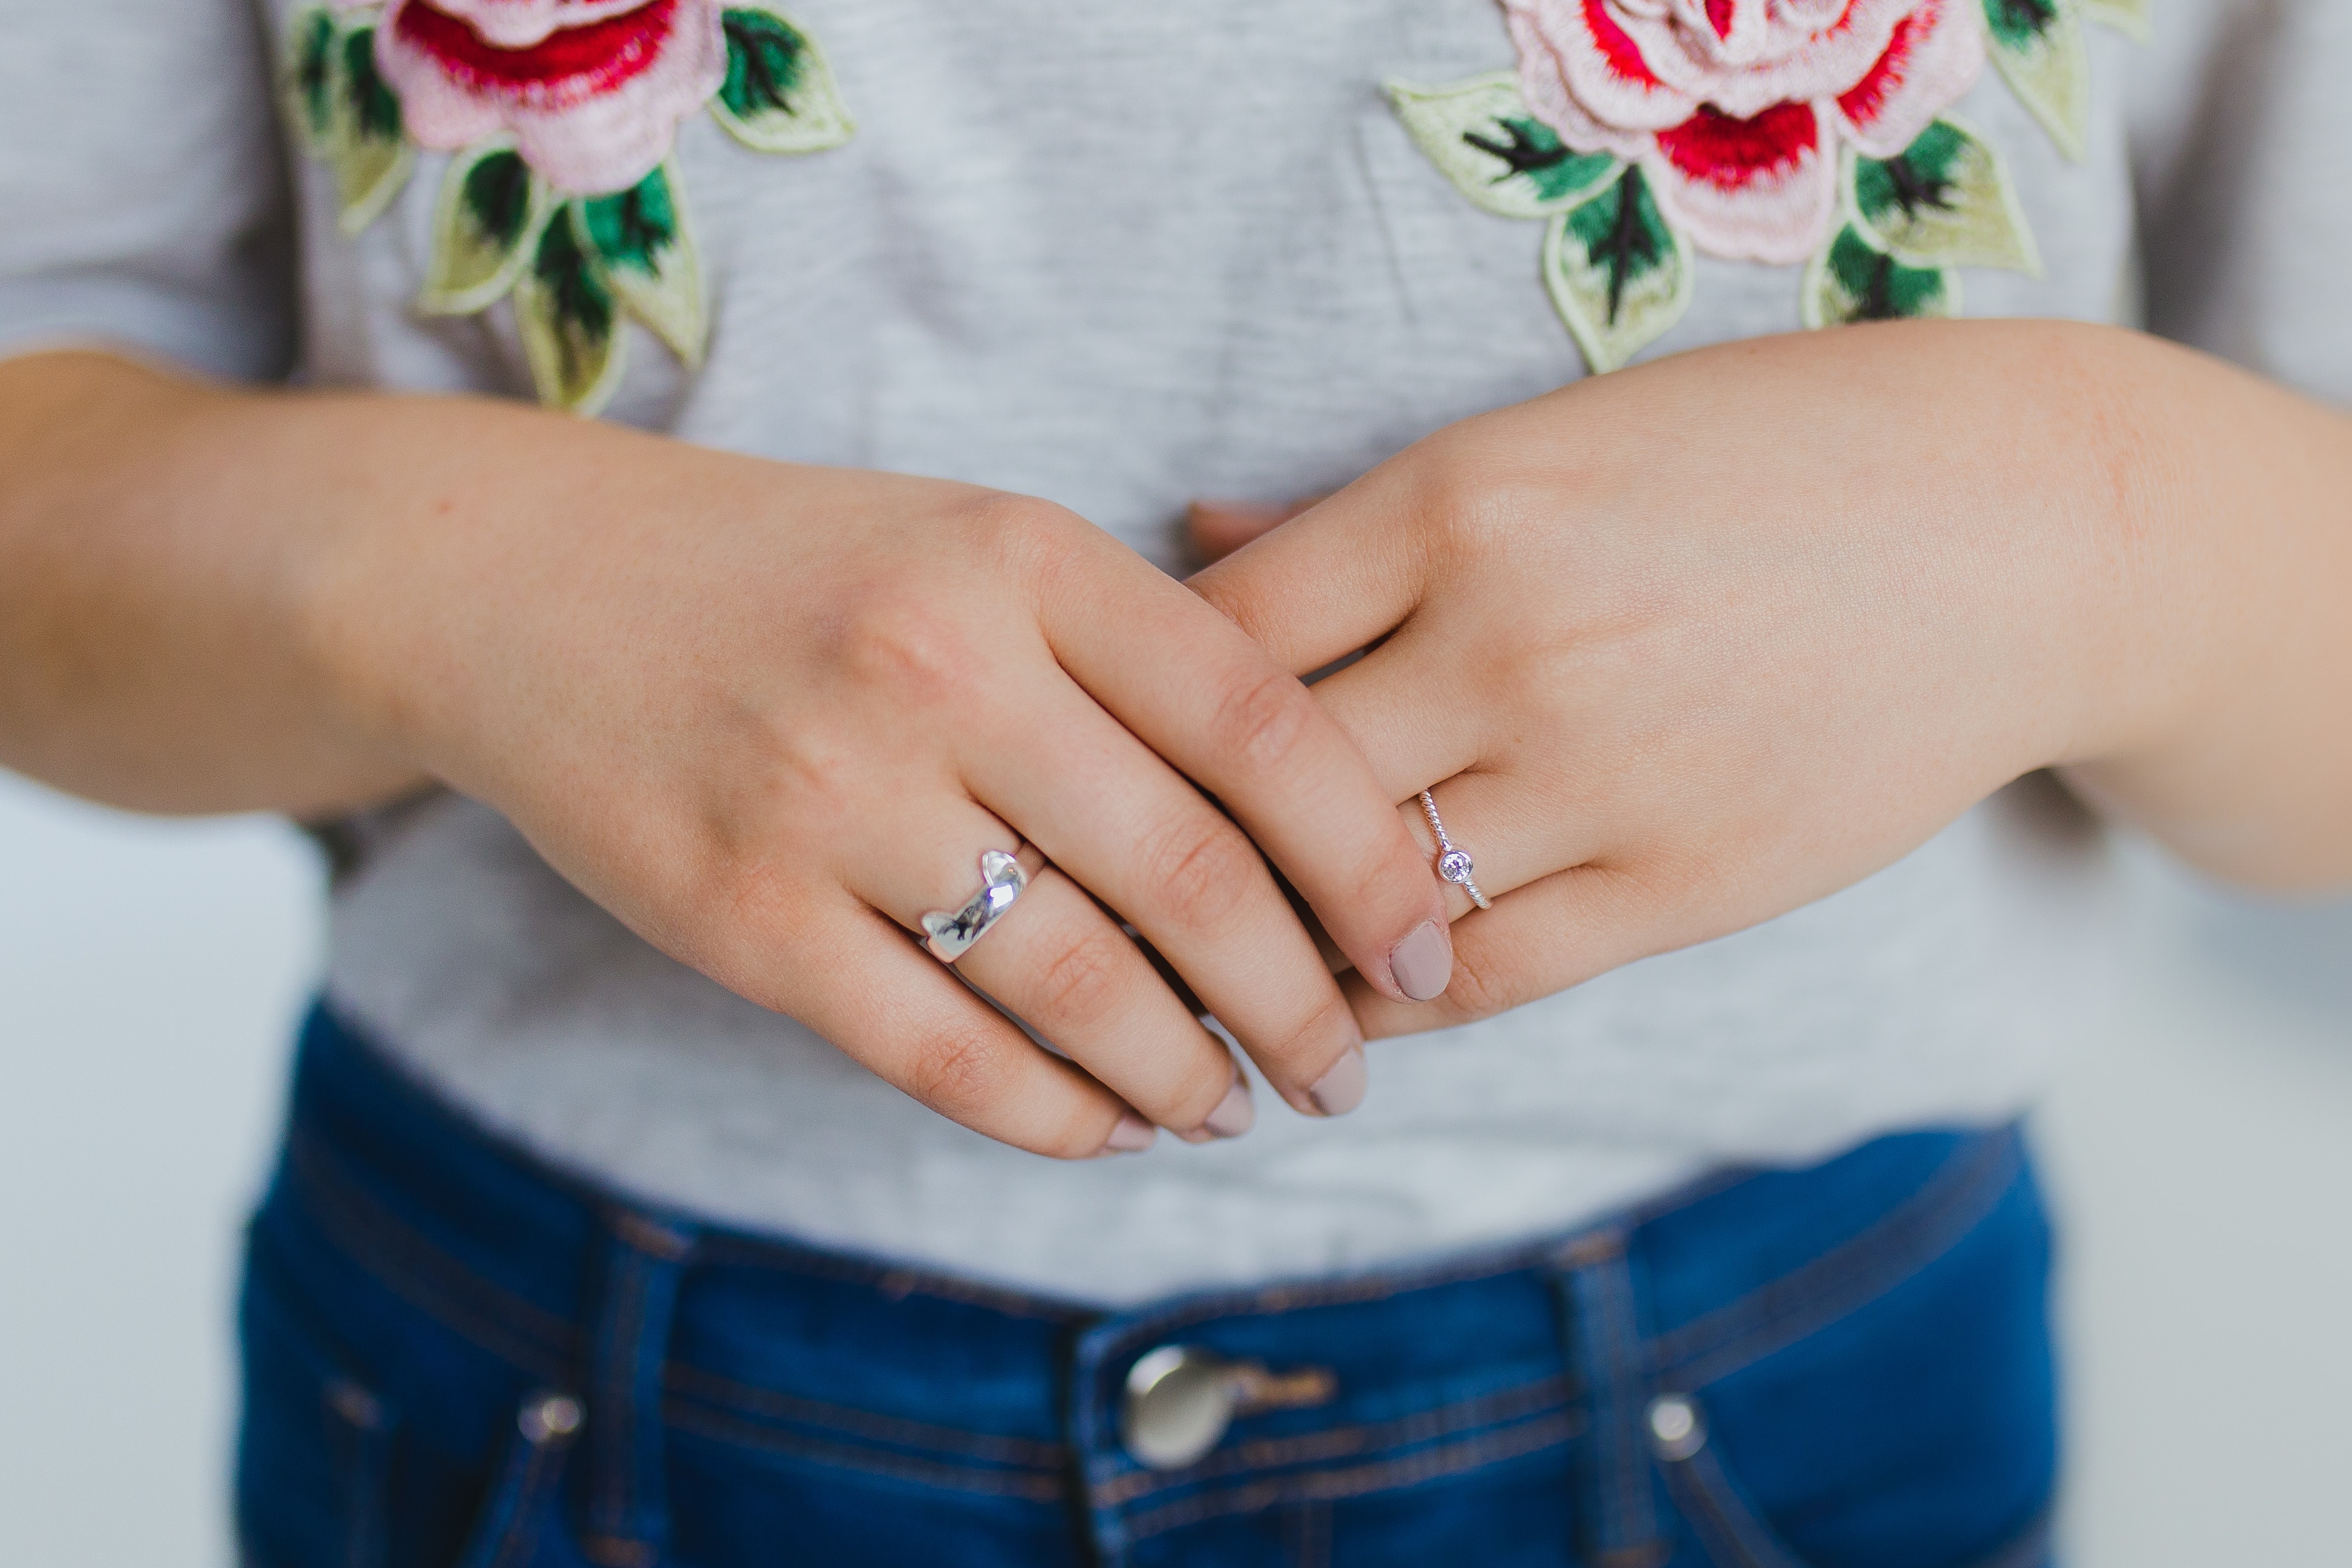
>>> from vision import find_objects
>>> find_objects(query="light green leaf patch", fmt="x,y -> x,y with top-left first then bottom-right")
1543,167 -> 1692,374
331,23 -> 417,233
1804,223 -> 1962,329
577,160 -> 707,367
2081,0 -> 2150,41
516,208 -> 627,416
713,5 -> 854,154
1850,119 -> 2040,274
1981,0 -> 2090,161
1386,73 -> 1620,220
422,143 -> 556,315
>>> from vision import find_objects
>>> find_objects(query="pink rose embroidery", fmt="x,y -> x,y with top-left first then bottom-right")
285,1 -> 852,413
379,0 -> 729,196
1507,0 -> 1985,263
1390,0 -> 2132,374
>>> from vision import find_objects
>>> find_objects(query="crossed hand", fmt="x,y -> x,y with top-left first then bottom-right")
387,324 -> 2126,1159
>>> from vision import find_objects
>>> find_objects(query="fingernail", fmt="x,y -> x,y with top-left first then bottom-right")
1202,1079 -> 1256,1140
1309,1047 -> 1368,1117
1101,1114 -> 1158,1156
1389,921 -> 1453,1002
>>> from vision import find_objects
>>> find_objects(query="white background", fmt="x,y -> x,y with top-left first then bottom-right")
1,769 -> 2347,1564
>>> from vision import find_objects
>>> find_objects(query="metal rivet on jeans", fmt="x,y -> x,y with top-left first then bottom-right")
519,1391 -> 584,1444
1645,1393 -> 1707,1461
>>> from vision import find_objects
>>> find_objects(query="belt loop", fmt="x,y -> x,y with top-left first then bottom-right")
1555,1228 -> 1670,1568
582,1209 -> 696,1568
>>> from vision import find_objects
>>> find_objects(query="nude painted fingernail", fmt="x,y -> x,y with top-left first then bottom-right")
1389,921 -> 1454,1002
1309,1047 -> 1368,1118
1202,1079 -> 1256,1140
1102,1114 -> 1158,1156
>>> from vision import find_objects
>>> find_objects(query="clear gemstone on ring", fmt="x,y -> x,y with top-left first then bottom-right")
1438,849 -> 1475,884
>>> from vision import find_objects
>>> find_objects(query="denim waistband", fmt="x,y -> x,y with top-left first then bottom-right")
255,1003 -> 2043,1567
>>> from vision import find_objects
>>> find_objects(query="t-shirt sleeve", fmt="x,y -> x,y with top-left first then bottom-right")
2130,0 -> 2352,406
0,0 -> 298,383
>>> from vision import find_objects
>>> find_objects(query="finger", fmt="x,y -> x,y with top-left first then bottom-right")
962,682 -> 1371,1118
1399,769 -> 1605,923
1340,861 -> 1667,1039
855,821 -> 1256,1142
1046,546 -> 1452,1010
745,894 -> 1160,1161
1187,498 -> 1320,567
1188,470 -> 1432,676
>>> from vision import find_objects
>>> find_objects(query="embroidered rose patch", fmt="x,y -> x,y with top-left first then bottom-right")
286,0 -> 853,414
1391,0 -> 2146,373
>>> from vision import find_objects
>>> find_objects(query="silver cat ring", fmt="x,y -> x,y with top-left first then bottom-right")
921,849 -> 1030,963
1418,791 -> 1492,911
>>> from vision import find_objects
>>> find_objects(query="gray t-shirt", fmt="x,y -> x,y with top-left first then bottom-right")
4,0 -> 2345,1302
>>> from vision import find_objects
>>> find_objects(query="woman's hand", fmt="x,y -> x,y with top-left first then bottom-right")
0,355 -> 1454,1158
1191,321 -> 2352,1038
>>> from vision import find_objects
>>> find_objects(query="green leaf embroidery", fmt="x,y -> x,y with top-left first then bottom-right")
422,143 -> 556,315
283,8 -> 340,154
1804,223 -> 1962,328
1386,74 -> 1621,220
712,5 -> 854,154
577,160 -> 708,366
1850,118 -> 2040,274
1981,0 -> 2090,161
1542,167 -> 1693,374
2080,0 -> 2151,41
331,24 -> 416,234
516,208 -> 627,416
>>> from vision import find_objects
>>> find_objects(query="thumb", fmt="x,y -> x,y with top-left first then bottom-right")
1188,473 -> 1431,677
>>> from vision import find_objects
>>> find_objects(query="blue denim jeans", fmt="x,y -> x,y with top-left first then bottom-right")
239,1006 -> 2058,1568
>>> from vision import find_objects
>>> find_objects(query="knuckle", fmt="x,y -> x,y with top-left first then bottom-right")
834,590 -> 985,708
1139,814 -> 1260,935
906,1026 -> 1014,1123
1208,668 -> 1317,777
1029,926 -> 1131,1031
957,492 -> 1087,580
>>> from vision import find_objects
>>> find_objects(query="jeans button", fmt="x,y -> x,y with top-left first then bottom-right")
1646,1392 -> 1707,1461
1122,1345 -> 1240,1471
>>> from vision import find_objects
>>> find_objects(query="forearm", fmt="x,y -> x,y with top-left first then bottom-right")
0,351 -> 651,816
2058,328 -> 2352,892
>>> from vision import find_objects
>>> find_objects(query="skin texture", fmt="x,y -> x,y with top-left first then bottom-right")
0,352 -> 1454,1159
2,320 -> 2344,1136
1189,320 -> 2352,1039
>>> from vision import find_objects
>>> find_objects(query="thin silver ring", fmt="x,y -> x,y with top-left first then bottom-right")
1418,791 -> 1492,911
921,848 -> 1030,963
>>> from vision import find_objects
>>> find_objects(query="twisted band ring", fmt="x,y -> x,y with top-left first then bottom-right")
1418,791 -> 1492,911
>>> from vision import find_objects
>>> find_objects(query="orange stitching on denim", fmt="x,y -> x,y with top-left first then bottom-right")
664,1362 -> 1066,1468
1119,1407 -> 1580,1541
1648,1133 -> 2021,1389
663,1398 -> 1067,1502
1099,1374 -> 1575,1506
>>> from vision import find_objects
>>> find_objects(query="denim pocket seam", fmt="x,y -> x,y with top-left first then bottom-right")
1647,1132 -> 2023,1389
1663,1440 -> 2055,1568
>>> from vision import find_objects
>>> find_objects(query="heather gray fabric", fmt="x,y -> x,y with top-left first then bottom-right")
4,0 -> 2342,1301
